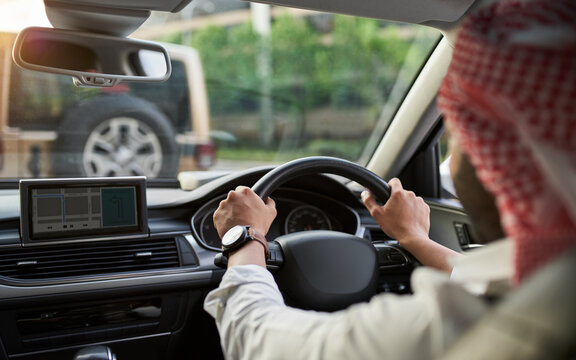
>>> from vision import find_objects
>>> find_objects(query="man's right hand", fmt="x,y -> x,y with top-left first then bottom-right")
213,186 -> 277,239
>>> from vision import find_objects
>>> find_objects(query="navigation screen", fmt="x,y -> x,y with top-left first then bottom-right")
32,187 -> 137,235
20,177 -> 147,244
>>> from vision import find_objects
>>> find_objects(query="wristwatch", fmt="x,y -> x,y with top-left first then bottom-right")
221,225 -> 269,258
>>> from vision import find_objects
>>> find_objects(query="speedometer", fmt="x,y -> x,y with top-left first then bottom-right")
285,205 -> 331,234
199,212 -> 222,249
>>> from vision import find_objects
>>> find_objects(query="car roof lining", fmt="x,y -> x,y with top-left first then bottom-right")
41,0 -> 484,37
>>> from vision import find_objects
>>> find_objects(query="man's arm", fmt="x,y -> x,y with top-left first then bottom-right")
362,178 -> 461,273
204,259 -> 486,360
204,264 -> 462,360
205,183 -> 484,360
213,186 -> 277,268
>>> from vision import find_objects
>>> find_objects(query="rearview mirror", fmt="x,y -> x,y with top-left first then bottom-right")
13,27 -> 171,87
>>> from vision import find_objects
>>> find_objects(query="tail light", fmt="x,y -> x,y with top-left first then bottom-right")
194,142 -> 216,170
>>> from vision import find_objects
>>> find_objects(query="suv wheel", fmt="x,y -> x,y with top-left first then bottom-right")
53,95 -> 179,178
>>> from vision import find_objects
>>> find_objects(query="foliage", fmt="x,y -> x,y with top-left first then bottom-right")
217,138 -> 363,163
185,14 -> 413,114
164,13 -> 437,161
303,139 -> 364,160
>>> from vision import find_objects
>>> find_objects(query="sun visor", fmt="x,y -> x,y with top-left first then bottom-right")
245,0 -> 477,26
44,0 -> 193,12
43,0 -> 195,36
44,2 -> 148,36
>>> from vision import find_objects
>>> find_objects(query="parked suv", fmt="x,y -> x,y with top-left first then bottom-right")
0,32 -> 214,178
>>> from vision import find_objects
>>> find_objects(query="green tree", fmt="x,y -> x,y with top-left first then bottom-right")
183,13 -> 428,159
188,14 -> 413,116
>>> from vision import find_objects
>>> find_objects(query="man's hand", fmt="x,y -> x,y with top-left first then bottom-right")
362,178 -> 460,273
213,186 -> 277,238
362,178 -> 430,246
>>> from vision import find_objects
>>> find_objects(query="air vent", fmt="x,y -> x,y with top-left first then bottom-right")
0,238 -> 181,281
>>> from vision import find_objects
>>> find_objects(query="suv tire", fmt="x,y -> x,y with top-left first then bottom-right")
52,95 -> 179,178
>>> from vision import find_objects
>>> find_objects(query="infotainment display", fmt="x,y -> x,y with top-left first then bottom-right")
20,177 -> 148,245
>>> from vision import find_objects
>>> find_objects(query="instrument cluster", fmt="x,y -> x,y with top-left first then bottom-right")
191,189 -> 360,250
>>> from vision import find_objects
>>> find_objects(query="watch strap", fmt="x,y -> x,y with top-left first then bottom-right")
247,227 -> 269,259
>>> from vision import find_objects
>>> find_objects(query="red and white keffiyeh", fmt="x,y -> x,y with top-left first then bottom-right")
438,0 -> 576,284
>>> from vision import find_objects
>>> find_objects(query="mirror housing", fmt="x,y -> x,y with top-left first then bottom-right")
13,27 -> 171,87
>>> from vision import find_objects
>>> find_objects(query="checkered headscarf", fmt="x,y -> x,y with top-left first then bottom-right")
438,0 -> 576,283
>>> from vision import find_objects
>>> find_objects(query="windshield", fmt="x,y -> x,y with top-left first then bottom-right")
0,0 -> 439,184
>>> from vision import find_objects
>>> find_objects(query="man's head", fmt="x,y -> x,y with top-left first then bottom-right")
438,0 -> 576,283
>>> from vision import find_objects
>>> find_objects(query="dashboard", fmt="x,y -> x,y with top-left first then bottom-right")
0,168 -> 467,360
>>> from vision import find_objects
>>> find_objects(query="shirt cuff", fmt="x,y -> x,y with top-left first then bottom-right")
204,264 -> 284,321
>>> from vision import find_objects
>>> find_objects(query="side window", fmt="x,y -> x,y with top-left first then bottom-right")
438,130 -> 457,198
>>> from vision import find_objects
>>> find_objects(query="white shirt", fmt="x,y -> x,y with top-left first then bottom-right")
204,240 -> 512,360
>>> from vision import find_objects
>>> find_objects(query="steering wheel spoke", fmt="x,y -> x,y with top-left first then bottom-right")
266,241 -> 284,272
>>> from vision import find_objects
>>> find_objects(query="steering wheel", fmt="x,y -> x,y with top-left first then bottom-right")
251,156 -> 391,311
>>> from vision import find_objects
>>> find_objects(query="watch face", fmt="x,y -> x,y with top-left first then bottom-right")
222,225 -> 246,247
